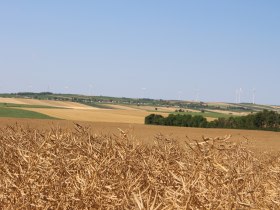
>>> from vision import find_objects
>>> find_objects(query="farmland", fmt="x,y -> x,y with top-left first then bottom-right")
0,118 -> 279,209
0,97 -> 280,208
0,97 -> 96,109
2,0 -> 280,208
0,107 -> 57,119
0,97 -> 168,123
2,92 -> 279,114
0,96 -> 249,123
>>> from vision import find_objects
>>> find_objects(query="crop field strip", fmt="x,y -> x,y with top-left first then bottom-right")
173,110 -> 232,119
0,102 -> 66,109
0,107 -> 57,119
0,99 -> 169,123
18,108 -> 168,124
0,97 -> 96,109
0,102 -> 65,119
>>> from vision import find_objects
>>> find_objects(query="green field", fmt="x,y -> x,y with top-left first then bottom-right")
173,111 -> 231,119
0,103 -> 64,109
81,102 -> 115,109
0,107 -> 58,119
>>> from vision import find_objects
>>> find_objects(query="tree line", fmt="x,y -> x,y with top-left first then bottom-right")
145,110 -> 280,131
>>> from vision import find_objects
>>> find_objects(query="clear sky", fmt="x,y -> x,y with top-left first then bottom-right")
0,1 -> 279,104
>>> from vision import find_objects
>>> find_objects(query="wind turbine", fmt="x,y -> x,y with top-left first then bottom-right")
27,84 -> 33,92
64,85 -> 69,93
252,88 -> 256,104
235,89 -> 239,103
177,91 -> 183,101
195,89 -> 200,102
238,88 -> 242,103
89,84 -> 94,96
141,87 -> 146,99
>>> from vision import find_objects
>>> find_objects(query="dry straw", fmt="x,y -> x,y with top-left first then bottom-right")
0,124 -> 279,209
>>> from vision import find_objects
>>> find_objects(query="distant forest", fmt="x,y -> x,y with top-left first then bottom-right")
145,110 -> 280,131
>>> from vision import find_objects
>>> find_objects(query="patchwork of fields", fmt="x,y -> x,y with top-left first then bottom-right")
0,97 -> 244,123
0,97 -> 279,152
0,97 -> 280,209
19,108 -> 166,124
0,97 -> 96,109
0,97 -> 171,123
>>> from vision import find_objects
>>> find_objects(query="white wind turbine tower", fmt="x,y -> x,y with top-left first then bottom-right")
195,89 -> 200,102
89,84 -> 94,96
141,87 -> 146,99
238,88 -> 242,103
177,91 -> 183,101
235,89 -> 239,103
252,88 -> 256,104
27,84 -> 33,92
64,85 -> 69,93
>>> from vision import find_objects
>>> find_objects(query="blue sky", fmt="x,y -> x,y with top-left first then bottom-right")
0,1 -> 279,104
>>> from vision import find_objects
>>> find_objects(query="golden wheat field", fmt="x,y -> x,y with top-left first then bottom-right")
18,108 -> 168,124
0,118 -> 279,209
0,97 -> 96,109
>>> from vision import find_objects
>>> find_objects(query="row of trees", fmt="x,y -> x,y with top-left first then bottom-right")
145,114 -> 208,128
145,110 -> 280,131
209,110 -> 280,131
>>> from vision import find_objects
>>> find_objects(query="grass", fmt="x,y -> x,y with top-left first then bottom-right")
0,102 -> 65,109
174,111 -> 232,119
0,124 -> 279,209
0,107 -> 58,119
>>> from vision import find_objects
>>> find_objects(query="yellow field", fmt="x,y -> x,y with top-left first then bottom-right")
204,109 -> 248,116
125,105 -> 202,113
19,108 -> 168,124
104,104 -> 139,110
0,97 -> 96,109
46,106 -> 216,123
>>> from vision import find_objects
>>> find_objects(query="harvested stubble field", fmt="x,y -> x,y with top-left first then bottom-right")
0,97 -> 96,109
17,108 -> 168,124
0,120 -> 280,209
